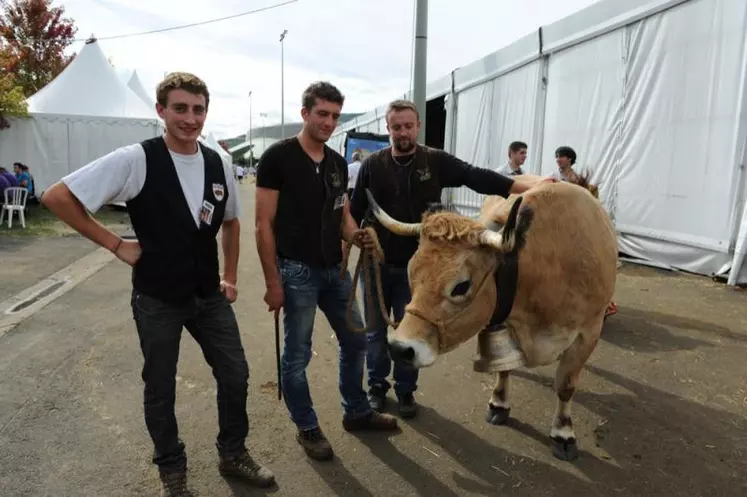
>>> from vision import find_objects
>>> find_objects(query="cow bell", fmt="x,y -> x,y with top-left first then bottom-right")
473,326 -> 526,373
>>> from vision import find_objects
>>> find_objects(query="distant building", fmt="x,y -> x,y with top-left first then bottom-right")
224,113 -> 363,163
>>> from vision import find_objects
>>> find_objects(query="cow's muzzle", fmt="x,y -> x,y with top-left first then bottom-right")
387,336 -> 437,368
388,340 -> 415,363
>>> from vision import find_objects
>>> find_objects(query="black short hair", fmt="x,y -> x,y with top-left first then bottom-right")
302,81 -> 345,111
555,146 -> 577,165
508,141 -> 527,157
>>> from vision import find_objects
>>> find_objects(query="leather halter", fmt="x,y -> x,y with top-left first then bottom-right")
404,253 -> 518,353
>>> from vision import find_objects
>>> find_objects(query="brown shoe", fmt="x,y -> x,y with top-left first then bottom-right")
219,451 -> 276,488
342,410 -> 398,432
297,427 -> 334,461
159,471 -> 191,497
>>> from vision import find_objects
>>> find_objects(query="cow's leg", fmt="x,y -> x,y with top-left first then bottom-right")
486,371 -> 511,425
550,325 -> 601,461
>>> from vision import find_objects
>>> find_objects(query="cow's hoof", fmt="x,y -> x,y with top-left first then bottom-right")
485,404 -> 510,425
551,436 -> 578,461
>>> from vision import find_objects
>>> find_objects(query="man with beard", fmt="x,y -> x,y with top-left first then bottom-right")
41,72 -> 274,496
350,99 -> 552,418
254,81 -> 398,463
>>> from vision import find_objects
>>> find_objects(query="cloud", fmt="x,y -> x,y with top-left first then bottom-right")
59,0 -> 601,139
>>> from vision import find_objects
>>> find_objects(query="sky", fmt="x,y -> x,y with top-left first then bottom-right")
58,0 -> 601,139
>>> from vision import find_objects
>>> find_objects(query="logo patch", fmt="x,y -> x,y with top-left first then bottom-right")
329,172 -> 342,188
416,168 -> 431,182
212,183 -> 225,202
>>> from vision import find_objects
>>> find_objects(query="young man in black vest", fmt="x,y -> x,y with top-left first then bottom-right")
350,99 -> 553,418
255,81 -> 398,462
41,72 -> 274,496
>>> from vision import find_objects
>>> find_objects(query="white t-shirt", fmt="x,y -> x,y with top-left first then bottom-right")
347,160 -> 361,189
62,142 -> 242,227
495,161 -> 525,176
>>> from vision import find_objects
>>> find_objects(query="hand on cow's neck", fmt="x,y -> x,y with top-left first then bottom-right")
297,129 -> 325,161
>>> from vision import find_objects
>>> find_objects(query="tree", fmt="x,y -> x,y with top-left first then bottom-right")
0,49 -> 27,129
0,0 -> 77,97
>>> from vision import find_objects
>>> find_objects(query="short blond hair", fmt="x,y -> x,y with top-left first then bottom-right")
156,72 -> 210,108
386,99 -> 420,122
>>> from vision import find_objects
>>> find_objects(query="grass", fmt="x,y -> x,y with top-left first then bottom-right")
0,203 -> 132,238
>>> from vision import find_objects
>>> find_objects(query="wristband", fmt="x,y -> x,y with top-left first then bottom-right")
111,238 -> 123,254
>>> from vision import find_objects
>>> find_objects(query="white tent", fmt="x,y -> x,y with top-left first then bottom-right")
329,0 -> 747,285
0,37 -> 162,193
127,70 -> 156,110
199,132 -> 233,169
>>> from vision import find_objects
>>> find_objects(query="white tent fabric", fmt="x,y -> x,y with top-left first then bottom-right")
127,70 -> 156,110
200,132 -> 233,167
28,39 -> 156,119
328,0 -> 747,285
0,38 -> 161,193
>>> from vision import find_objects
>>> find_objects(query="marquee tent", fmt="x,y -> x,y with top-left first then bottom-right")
0,37 -> 162,193
328,0 -> 747,285
127,70 -> 156,110
200,132 -> 233,169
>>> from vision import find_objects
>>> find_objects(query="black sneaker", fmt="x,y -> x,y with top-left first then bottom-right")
219,451 -> 276,488
368,387 -> 387,412
296,427 -> 334,461
398,393 -> 417,419
159,471 -> 191,497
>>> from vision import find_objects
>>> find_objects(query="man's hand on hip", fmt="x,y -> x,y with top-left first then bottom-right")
114,240 -> 141,266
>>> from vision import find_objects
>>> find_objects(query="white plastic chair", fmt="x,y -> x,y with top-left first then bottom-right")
1,187 -> 28,228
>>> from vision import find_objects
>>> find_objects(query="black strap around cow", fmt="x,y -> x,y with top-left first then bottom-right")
487,252 -> 519,330
485,195 -> 525,330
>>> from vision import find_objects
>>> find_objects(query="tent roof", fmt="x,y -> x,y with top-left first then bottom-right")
127,70 -> 155,110
200,132 -> 232,162
27,37 -> 157,120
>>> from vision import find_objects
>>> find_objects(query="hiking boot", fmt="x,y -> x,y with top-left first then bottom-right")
159,471 -> 191,497
398,392 -> 417,419
368,387 -> 387,412
342,410 -> 398,432
297,427 -> 334,461
219,451 -> 276,488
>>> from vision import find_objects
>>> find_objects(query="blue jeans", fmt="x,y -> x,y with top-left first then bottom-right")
362,263 -> 418,398
278,257 -> 371,431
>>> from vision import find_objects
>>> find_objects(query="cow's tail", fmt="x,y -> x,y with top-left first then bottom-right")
501,197 -> 534,254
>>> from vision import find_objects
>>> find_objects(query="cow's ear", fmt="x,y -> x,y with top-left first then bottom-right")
501,203 -> 533,254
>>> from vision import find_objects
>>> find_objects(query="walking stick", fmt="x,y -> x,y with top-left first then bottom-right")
274,309 -> 282,401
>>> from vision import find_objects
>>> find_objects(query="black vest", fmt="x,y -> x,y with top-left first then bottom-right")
364,145 -> 442,263
126,136 -> 228,304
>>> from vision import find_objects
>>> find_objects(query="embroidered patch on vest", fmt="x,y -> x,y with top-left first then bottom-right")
212,183 -> 225,202
416,168 -> 431,182
329,171 -> 342,188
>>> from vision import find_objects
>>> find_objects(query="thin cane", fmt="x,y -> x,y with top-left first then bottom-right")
274,309 -> 282,401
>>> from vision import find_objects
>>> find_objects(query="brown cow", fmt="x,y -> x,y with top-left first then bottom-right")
364,181 -> 617,460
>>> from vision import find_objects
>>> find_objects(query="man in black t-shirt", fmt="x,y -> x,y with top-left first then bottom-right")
350,99 -> 553,419
254,82 -> 399,462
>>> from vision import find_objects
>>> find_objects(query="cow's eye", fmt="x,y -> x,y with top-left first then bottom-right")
451,280 -> 471,297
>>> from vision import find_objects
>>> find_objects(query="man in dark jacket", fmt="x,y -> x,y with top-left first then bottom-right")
41,72 -> 274,496
350,99 -> 551,418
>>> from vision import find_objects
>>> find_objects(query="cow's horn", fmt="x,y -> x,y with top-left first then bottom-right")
365,188 -> 421,237
477,230 -> 504,250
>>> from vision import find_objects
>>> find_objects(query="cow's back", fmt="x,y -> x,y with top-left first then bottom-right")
484,182 -> 617,330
